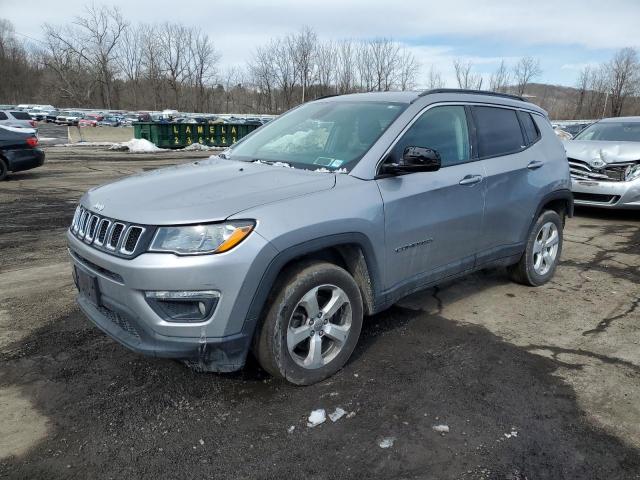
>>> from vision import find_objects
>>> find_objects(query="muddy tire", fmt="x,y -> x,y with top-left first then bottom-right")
255,261 -> 363,386
509,210 -> 563,286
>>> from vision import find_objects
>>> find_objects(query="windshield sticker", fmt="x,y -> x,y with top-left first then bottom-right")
313,157 -> 335,166
330,159 -> 344,167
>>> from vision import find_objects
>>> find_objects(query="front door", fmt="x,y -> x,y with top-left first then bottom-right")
376,105 -> 485,294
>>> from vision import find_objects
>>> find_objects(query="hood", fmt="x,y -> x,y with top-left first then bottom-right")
564,140 -> 640,165
81,157 -> 336,225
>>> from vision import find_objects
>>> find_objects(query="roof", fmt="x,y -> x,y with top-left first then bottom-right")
599,116 -> 640,123
313,89 -> 544,115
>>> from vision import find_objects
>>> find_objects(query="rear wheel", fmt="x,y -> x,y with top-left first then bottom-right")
256,261 -> 363,385
0,158 -> 8,181
508,210 -> 563,286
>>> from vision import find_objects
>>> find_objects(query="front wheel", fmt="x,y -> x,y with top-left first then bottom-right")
508,210 -> 563,286
255,261 -> 363,385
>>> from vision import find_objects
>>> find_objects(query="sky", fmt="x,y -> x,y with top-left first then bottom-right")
1,0 -> 639,88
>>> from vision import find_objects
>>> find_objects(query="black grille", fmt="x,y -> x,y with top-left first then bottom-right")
87,216 -> 99,239
569,158 -> 632,182
70,206 -> 147,257
97,220 -> 110,244
97,305 -> 140,339
573,193 -> 619,204
108,224 -> 124,249
123,227 -> 143,253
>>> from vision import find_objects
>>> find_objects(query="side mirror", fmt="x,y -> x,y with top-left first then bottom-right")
381,146 -> 442,175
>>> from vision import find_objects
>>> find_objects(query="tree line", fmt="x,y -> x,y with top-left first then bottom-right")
1,5 -> 639,119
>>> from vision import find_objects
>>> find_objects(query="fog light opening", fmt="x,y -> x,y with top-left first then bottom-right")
144,290 -> 220,323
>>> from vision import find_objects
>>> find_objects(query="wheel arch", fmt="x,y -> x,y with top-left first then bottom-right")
243,233 -> 382,345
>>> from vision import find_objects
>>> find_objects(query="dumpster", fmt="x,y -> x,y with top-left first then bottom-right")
133,122 -> 261,149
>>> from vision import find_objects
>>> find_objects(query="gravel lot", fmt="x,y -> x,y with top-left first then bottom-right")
1,146 -> 639,479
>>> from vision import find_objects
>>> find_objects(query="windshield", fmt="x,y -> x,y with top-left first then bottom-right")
574,121 -> 640,142
226,101 -> 406,171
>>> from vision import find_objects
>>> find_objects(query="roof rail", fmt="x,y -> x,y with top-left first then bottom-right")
417,89 -> 526,102
314,93 -> 340,101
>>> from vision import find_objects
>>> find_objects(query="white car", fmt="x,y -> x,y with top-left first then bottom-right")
0,110 -> 37,129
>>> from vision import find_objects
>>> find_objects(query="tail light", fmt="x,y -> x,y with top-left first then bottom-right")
29,120 -> 37,127
26,137 -> 38,147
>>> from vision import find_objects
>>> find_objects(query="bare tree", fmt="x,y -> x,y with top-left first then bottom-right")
336,40 -> 356,94
293,26 -> 317,102
397,48 -> 419,91
607,47 -> 639,117
453,59 -> 482,89
573,65 -> 591,119
425,65 -> 444,89
316,40 -> 337,96
513,56 -> 541,96
489,59 -> 509,93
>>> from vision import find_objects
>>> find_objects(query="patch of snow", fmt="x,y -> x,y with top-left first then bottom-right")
253,160 -> 293,168
314,167 -> 332,173
432,424 -> 450,433
287,426 -> 295,434
198,439 -> 205,446
109,138 -> 166,153
378,437 -> 395,449
335,168 -> 348,174
504,430 -> 518,439
329,408 -> 346,423
182,143 -> 224,151
307,409 -> 326,428
346,411 -> 356,419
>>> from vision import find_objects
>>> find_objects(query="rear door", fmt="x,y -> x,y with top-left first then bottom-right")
472,106 -> 544,263
377,105 -> 486,293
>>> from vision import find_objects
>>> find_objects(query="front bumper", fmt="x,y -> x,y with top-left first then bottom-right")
571,177 -> 640,209
67,229 -> 278,370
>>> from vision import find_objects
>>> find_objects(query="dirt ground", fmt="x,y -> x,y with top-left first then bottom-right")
0,145 -> 639,479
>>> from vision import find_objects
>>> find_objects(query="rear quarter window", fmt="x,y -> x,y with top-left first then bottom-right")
472,106 -> 525,158
0,112 -> 7,120
517,111 -> 541,145
10,111 -> 31,120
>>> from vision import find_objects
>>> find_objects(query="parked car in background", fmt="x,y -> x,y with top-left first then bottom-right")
0,125 -> 45,180
68,89 -> 572,385
45,110 -> 60,123
567,116 -> 640,209
79,113 -> 104,127
0,110 -> 38,129
98,115 -> 122,127
56,111 -> 85,126
27,109 -> 48,121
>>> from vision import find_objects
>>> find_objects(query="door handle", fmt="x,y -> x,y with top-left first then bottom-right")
527,160 -> 544,170
459,174 -> 483,186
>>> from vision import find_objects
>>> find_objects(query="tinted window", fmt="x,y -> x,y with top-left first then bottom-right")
473,106 -> 525,157
518,111 -> 540,144
10,111 -> 31,120
392,106 -> 470,167
0,112 -> 7,120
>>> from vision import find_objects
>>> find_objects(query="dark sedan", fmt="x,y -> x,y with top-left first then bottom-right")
0,126 -> 45,180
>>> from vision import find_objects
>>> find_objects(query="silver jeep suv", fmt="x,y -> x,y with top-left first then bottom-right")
68,90 -> 572,385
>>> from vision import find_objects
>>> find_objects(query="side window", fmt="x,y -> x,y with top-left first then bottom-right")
392,106 -> 470,167
472,106 -> 525,158
0,112 -> 7,120
517,111 -> 540,145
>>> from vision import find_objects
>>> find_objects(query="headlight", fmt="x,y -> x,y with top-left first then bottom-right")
625,164 -> 640,181
150,221 -> 255,255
